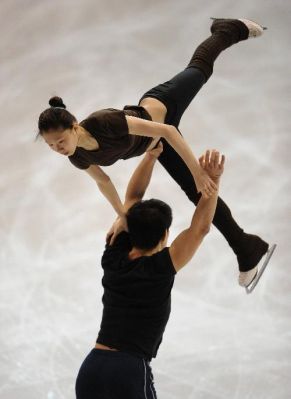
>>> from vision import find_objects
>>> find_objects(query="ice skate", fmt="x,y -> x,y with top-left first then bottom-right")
210,17 -> 267,38
240,243 -> 277,294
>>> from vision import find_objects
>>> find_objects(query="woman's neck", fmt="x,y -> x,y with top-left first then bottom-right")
76,125 -> 100,150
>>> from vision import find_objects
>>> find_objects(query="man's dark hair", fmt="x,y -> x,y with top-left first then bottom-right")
126,199 -> 172,250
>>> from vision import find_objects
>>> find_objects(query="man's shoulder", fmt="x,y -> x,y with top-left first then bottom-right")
145,247 -> 177,276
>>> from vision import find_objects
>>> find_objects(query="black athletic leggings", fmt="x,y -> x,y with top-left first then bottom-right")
75,349 -> 156,399
138,22 -> 251,255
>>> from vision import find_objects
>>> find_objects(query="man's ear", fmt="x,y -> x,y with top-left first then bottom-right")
161,228 -> 169,243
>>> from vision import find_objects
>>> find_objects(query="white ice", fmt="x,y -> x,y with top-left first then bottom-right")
0,0 -> 291,398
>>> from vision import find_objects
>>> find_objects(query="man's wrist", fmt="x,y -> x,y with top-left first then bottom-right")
117,208 -> 126,218
145,152 -> 158,161
211,176 -> 221,185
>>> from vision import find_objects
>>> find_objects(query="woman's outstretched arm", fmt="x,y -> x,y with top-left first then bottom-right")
85,165 -> 125,217
126,115 -> 217,198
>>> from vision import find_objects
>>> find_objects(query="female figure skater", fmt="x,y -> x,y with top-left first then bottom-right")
38,18 -> 270,287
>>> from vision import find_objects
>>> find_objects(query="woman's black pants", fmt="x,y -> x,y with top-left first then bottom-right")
138,21 -> 252,256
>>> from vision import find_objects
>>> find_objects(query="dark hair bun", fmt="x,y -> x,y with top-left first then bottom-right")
49,96 -> 66,109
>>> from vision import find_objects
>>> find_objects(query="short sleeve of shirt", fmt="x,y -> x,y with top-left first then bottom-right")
68,155 -> 90,170
84,109 -> 129,140
149,247 -> 177,276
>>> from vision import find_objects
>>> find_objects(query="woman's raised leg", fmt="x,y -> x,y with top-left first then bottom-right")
139,18 -> 262,127
139,18 -> 269,275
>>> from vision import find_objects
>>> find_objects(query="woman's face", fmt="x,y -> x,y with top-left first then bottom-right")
42,126 -> 78,156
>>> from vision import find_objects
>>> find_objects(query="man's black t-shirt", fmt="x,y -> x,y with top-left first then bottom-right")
96,232 -> 176,361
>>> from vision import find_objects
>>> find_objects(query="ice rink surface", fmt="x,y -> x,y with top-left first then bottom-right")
1,0 -> 291,398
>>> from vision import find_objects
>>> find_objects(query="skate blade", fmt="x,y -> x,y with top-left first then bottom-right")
245,244 -> 277,294
210,17 -> 267,30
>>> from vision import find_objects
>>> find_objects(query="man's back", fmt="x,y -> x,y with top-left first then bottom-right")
97,232 -> 176,361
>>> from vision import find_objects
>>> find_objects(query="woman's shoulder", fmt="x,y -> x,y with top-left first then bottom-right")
82,105 -> 152,124
82,108 -> 124,122
85,108 -> 121,119
80,108 -> 123,126
80,108 -> 129,137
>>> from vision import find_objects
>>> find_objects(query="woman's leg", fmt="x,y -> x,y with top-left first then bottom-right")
139,18 -> 250,127
139,19 -> 268,271
140,67 -> 206,127
186,18 -> 249,82
158,138 -> 269,272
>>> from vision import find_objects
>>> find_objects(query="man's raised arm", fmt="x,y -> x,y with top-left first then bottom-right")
169,150 -> 225,272
124,142 -> 163,211
107,143 -> 163,244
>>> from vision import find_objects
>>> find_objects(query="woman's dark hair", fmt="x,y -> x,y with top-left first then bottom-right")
126,199 -> 173,250
37,96 -> 77,137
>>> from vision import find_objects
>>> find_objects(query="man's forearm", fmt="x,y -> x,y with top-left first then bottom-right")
190,177 -> 220,232
97,179 -> 125,217
125,153 -> 157,202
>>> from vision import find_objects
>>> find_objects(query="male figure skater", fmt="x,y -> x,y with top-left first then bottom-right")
75,142 -> 225,398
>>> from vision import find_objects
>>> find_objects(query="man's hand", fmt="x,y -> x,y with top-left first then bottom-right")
106,216 -> 128,245
199,149 -> 225,181
146,141 -> 163,158
195,170 -> 218,199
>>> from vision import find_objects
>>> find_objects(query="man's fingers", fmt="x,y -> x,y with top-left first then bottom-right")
220,154 -> 226,168
107,231 -> 113,244
205,150 -> 210,166
202,189 -> 209,199
109,232 -> 116,246
210,149 -> 217,167
204,185 -> 213,197
214,151 -> 220,168
106,229 -> 112,240
213,182 -> 218,190
206,179 -> 217,192
199,155 -> 205,166
156,142 -> 163,154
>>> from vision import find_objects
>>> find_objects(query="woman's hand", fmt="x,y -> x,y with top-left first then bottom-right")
106,215 -> 128,245
199,149 -> 225,181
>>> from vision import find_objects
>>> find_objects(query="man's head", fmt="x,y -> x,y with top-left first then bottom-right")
126,199 -> 172,251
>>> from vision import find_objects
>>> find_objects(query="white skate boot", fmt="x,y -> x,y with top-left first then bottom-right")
210,17 -> 267,39
239,244 -> 277,294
